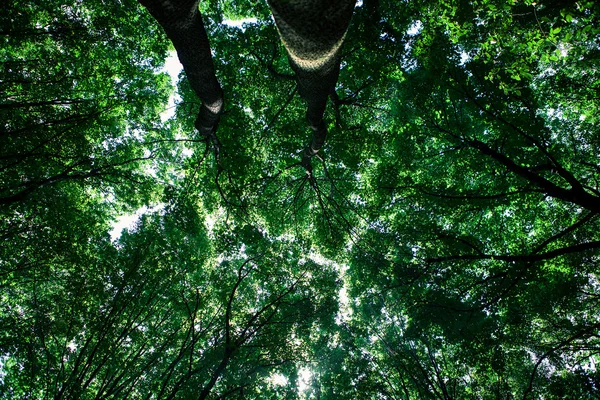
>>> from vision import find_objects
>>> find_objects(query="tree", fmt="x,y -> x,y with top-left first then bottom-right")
1,196 -> 339,398
336,1 -> 600,397
2,0 -> 600,398
138,0 -> 224,140
139,0 -> 355,172
267,0 -> 355,172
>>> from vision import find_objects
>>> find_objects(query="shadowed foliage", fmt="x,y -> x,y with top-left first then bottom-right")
1,0 -> 599,398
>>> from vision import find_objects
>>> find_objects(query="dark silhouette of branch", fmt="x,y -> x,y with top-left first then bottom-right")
523,323 -> 600,400
0,155 -> 154,206
427,240 -> 600,264
451,70 -> 600,207
0,98 -> 91,110
249,47 -> 295,81
301,121 -> 327,174
263,86 -> 298,135
430,120 -> 600,213
533,212 -> 596,253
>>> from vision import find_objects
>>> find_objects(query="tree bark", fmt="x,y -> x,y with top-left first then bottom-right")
268,0 -> 355,127
138,0 -> 223,137
267,0 -> 356,168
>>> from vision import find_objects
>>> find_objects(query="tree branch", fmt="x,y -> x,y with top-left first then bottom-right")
427,240 -> 600,264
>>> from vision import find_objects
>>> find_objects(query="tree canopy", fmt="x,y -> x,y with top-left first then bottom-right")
1,0 -> 599,398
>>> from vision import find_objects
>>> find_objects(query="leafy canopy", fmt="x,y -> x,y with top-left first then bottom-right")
1,0 -> 599,398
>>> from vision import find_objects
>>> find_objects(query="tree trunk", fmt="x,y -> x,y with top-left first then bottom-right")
267,0 -> 355,166
138,0 -> 223,137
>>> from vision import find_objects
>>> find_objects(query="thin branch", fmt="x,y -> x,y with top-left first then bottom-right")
523,323 -> 600,399
427,240 -> 600,264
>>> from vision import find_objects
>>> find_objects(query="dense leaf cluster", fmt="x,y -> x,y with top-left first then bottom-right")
1,0 -> 599,398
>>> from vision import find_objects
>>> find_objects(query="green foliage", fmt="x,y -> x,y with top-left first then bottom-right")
2,0 -> 600,398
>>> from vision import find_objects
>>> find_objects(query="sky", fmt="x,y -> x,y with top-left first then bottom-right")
159,51 -> 184,122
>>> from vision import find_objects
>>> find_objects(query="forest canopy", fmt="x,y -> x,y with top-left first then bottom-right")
1,0 -> 600,398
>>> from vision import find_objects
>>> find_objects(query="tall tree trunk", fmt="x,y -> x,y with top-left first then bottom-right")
138,0 -> 223,137
267,0 -> 356,169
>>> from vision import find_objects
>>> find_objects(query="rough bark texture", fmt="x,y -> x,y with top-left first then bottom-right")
268,0 -> 355,128
267,0 -> 355,170
138,0 -> 223,137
